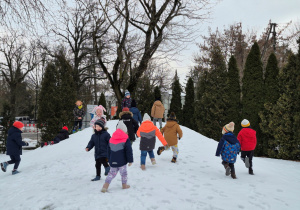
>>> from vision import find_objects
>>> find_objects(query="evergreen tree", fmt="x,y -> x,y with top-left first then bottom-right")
242,42 -> 264,156
98,92 -> 108,118
226,56 -> 241,134
182,77 -> 195,130
169,78 -> 182,122
259,53 -> 280,156
0,102 -> 13,153
154,86 -> 162,100
195,46 -> 229,140
135,76 -> 154,117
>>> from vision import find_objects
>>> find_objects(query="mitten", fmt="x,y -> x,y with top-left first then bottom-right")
128,163 -> 132,166
51,141 -> 54,145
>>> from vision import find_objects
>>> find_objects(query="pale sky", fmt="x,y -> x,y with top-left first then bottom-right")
173,0 -> 300,82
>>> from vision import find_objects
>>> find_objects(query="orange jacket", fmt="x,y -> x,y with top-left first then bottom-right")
137,120 -> 167,150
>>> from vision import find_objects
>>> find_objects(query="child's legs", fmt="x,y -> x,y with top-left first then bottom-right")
119,165 -> 128,184
229,163 -> 235,173
105,167 -> 119,184
153,118 -> 158,126
99,157 -> 110,168
240,151 -> 247,162
158,118 -> 162,128
73,121 -> 79,130
171,145 -> 179,158
247,150 -> 254,168
148,150 -> 155,159
7,155 -> 21,170
95,158 -> 101,176
78,120 -> 83,129
141,151 -> 147,165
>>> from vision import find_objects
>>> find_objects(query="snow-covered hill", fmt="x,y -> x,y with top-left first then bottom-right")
0,120 -> 299,210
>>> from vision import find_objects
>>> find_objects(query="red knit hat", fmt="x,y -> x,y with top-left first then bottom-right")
62,126 -> 68,131
13,121 -> 24,129
122,107 -> 130,112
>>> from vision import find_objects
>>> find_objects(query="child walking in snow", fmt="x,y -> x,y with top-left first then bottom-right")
151,97 -> 165,129
237,119 -> 257,175
130,99 -> 142,125
90,105 -> 107,128
1,121 -> 29,175
101,121 -> 133,193
119,107 -> 139,144
137,113 -> 167,170
215,122 -> 240,179
73,100 -> 85,133
41,126 -> 69,147
157,112 -> 183,163
86,119 -> 111,181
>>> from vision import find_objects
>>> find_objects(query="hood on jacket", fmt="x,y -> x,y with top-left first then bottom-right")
165,120 -> 178,128
139,120 -> 156,132
153,100 -> 163,107
119,111 -> 133,118
110,129 -> 129,143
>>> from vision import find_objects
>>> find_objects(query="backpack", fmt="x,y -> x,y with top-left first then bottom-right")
221,140 -> 240,163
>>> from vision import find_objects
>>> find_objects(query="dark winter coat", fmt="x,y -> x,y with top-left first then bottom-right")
121,97 -> 132,109
237,127 -> 257,151
53,129 -> 69,143
216,132 -> 240,157
86,130 -> 111,160
73,106 -> 85,121
6,126 -> 28,156
119,111 -> 139,141
130,107 -> 142,124
107,129 -> 133,168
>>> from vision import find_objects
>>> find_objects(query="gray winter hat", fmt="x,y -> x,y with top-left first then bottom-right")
143,113 -> 151,121
117,120 -> 128,133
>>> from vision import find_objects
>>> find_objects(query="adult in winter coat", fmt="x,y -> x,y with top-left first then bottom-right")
41,126 -> 69,147
137,113 -> 167,170
151,98 -> 165,129
86,119 -> 111,181
101,121 -> 133,193
73,100 -> 85,133
1,121 -> 29,175
90,105 -> 107,128
237,119 -> 257,175
129,99 -> 142,125
157,112 -> 183,163
215,122 -> 241,179
121,90 -> 132,109
119,107 -> 139,144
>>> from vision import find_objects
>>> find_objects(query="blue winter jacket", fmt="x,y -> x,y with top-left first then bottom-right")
215,132 -> 240,156
86,130 -> 111,160
6,126 -> 27,156
130,107 -> 142,124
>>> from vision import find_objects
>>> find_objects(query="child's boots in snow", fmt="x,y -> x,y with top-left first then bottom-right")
1,162 -> 8,172
104,167 -> 110,176
171,157 -> 177,163
157,146 -> 165,155
91,176 -> 101,181
249,167 -> 254,175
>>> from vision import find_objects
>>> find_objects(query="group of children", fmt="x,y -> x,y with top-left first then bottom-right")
215,119 -> 257,179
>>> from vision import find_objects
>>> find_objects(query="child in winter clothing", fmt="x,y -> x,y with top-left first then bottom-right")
137,113 -> 167,170
1,121 -> 29,175
73,100 -> 85,133
215,122 -> 240,179
121,90 -> 132,109
151,97 -> 165,129
41,126 -> 69,147
130,99 -> 142,125
86,119 -> 111,181
119,107 -> 139,144
90,105 -> 107,128
157,112 -> 183,163
237,119 -> 257,175
101,121 -> 133,193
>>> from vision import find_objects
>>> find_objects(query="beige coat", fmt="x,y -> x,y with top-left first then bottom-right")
151,101 -> 165,119
161,120 -> 183,146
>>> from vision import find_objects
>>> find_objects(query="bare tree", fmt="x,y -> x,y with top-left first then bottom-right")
0,32 -> 39,117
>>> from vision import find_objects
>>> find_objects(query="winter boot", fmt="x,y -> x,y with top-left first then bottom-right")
91,176 -> 101,181
222,162 -> 231,176
12,170 -> 20,175
151,158 -> 156,165
1,162 -> 8,172
104,167 -> 110,176
101,183 -> 109,193
78,129 -> 81,132
231,171 -> 237,179
122,184 -> 130,189
245,157 -> 250,168
249,168 -> 254,175
171,157 -> 177,163
41,142 -> 48,148
157,146 -> 165,155
72,130 -> 76,134
140,165 -> 146,170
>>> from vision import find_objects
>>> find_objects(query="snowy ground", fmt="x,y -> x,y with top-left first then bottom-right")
0,120 -> 299,210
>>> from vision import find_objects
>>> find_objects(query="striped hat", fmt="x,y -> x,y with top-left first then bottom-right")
222,122 -> 235,134
241,119 -> 250,127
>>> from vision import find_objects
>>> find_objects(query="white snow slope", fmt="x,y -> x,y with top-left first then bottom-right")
0,120 -> 299,210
